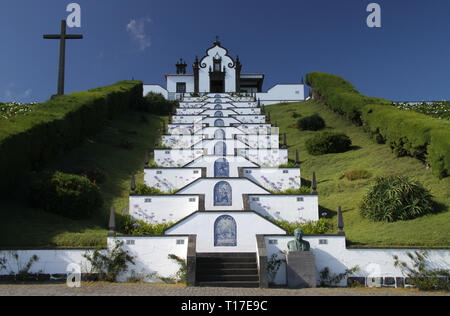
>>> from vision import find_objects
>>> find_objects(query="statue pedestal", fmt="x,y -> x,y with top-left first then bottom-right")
286,252 -> 317,289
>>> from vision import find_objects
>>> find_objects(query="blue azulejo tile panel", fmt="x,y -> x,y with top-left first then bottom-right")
214,215 -> 237,246
214,181 -> 232,206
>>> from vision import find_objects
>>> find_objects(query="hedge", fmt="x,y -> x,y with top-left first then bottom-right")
306,72 -> 450,178
305,72 -> 390,124
0,81 -> 143,196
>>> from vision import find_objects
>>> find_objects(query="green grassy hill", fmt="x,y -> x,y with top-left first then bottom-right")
268,100 -> 450,248
0,111 -> 165,249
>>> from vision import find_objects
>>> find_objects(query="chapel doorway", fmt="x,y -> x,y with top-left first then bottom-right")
210,80 -> 225,93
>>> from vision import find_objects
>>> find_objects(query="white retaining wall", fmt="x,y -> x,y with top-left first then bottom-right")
249,195 -> 319,222
110,236 -> 189,282
186,155 -> 258,177
256,84 -> 304,106
264,235 -> 450,286
144,168 -> 203,192
154,149 -> 203,167
129,195 -> 199,224
237,149 -> 288,167
166,212 -> 286,253
243,168 -> 301,191
176,178 -> 269,210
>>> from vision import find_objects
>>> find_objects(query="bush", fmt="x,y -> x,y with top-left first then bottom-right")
30,171 -> 103,219
306,72 -> 450,178
297,114 -> 325,131
140,92 -> 178,115
272,218 -> 330,235
305,72 -> 390,124
122,215 -> 173,235
0,81 -> 143,197
305,132 -> 352,155
360,176 -> 434,222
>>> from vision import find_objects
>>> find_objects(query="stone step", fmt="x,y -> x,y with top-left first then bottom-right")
197,268 -> 258,276
197,262 -> 258,269
197,257 -> 257,264
197,274 -> 259,282
196,281 -> 260,288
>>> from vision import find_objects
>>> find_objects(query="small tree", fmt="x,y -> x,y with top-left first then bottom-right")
297,114 -> 325,131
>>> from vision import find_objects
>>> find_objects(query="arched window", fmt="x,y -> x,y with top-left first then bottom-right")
214,158 -> 229,177
214,111 -> 223,117
214,181 -> 232,206
214,215 -> 237,246
214,129 -> 225,139
214,119 -> 224,127
214,141 -> 227,156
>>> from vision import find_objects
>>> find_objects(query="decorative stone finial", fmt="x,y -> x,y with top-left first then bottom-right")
131,174 -> 136,193
108,206 -> 116,237
337,206 -> 345,235
145,151 -> 149,167
267,112 -> 271,123
275,121 -> 278,128
282,133 -> 287,149
312,171 -> 317,194
295,149 -> 299,167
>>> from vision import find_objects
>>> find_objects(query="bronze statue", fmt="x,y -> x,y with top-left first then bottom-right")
288,228 -> 310,252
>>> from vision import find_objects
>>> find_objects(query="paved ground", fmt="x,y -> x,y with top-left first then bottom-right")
0,283 -> 448,296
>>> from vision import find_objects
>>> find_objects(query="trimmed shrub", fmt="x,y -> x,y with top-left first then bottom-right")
140,92 -> 178,115
305,72 -> 390,124
0,81 -> 143,197
360,176 -> 434,222
306,132 -> 352,155
362,104 -> 450,177
134,183 -> 164,195
297,114 -> 325,131
30,171 -> 103,219
306,71 -> 450,179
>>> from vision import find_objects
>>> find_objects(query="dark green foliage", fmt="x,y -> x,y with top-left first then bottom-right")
393,251 -> 449,291
360,176 -> 434,222
140,92 -> 178,115
134,183 -> 165,195
83,239 -> 135,282
297,114 -> 325,131
306,72 -> 450,179
30,171 -> 103,219
305,132 -> 352,155
305,72 -> 390,124
362,104 -> 450,178
271,218 -> 330,235
122,215 -> 173,235
0,81 -> 143,197
320,266 -> 360,287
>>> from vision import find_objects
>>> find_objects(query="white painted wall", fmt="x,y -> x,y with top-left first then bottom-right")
198,45 -> 236,93
243,168 -> 301,191
172,115 -> 204,124
110,236 -> 189,282
129,195 -> 199,224
256,84 -> 304,106
186,155 -> 258,177
264,235 -> 450,286
192,139 -> 249,155
166,212 -> 286,253
202,117 -> 241,127
154,149 -> 203,167
176,178 -> 269,210
143,85 -> 168,99
161,135 -> 204,149
144,168 -> 202,192
0,250 -> 92,275
237,135 -> 280,149
237,148 -> 288,167
167,75 -> 195,93
249,195 -> 319,222
231,115 -> 266,124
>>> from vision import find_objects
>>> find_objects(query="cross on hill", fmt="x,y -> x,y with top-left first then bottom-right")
43,20 -> 83,98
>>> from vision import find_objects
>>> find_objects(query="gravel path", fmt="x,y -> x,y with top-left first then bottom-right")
0,283 -> 448,296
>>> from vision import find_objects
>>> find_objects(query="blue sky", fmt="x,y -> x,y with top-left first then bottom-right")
1,0 -> 449,103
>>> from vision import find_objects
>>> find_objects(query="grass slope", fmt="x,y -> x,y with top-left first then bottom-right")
0,111 -> 165,249
268,101 -> 450,248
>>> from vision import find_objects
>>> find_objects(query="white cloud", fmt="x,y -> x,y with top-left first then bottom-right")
126,17 -> 152,51
24,89 -> 32,97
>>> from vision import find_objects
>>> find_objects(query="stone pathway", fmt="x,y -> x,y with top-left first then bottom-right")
0,283 -> 447,296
